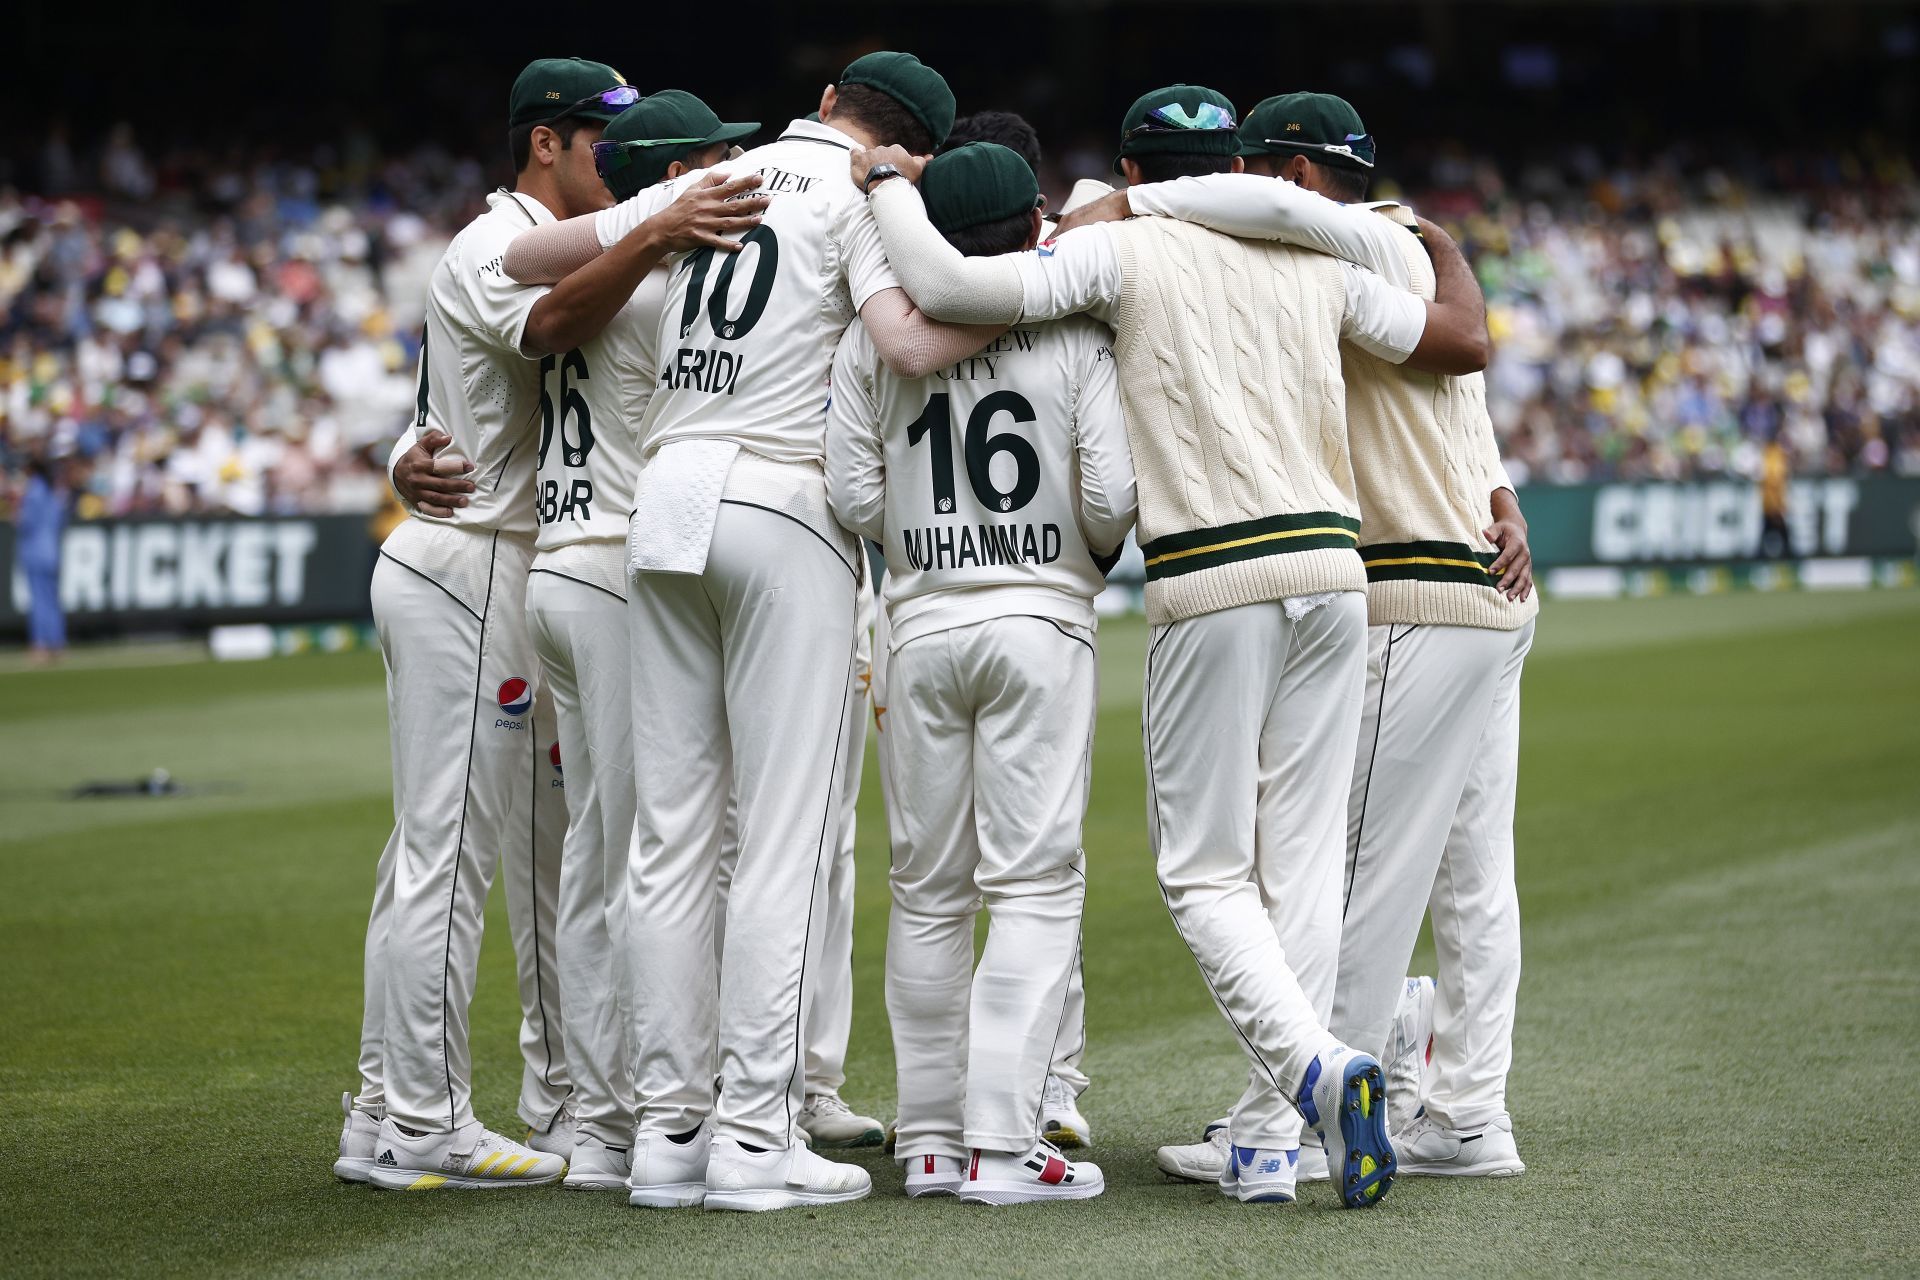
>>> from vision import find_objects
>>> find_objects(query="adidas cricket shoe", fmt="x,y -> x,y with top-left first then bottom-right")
1154,1118 -> 1228,1182
563,1135 -> 631,1191
1394,1112 -> 1526,1178
1298,1044 -> 1395,1209
958,1140 -> 1104,1204
1219,1144 -> 1297,1204
1386,975 -> 1436,1135
332,1092 -> 381,1183
798,1091 -> 885,1148
628,1126 -> 711,1208
1040,1075 -> 1092,1148
365,1119 -> 565,1191
902,1153 -> 966,1197
703,1136 -> 872,1211
525,1110 -> 577,1159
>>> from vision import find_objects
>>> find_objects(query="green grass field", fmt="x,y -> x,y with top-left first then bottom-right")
5,591 -> 1919,1277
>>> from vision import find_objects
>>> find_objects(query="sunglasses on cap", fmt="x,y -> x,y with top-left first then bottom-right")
1123,100 -> 1237,142
1265,132 -> 1377,167
591,137 -> 710,179
554,85 -> 644,120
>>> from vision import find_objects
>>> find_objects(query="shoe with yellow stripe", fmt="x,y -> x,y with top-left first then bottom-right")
365,1119 -> 566,1191
1297,1045 -> 1395,1209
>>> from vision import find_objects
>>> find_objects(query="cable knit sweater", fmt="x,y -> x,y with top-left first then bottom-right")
1106,218 -> 1366,625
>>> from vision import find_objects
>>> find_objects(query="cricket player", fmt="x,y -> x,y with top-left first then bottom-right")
854,82 -> 1491,1209
336,59 -> 766,1192
500,52 -> 997,1210
826,142 -> 1134,1203
1090,93 -> 1538,1179
522,90 -> 763,1192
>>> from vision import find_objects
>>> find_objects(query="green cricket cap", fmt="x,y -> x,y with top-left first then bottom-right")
1238,92 -> 1375,170
1114,83 -> 1239,175
601,92 -> 760,197
508,57 -> 630,128
839,51 -> 957,148
920,143 -> 1040,235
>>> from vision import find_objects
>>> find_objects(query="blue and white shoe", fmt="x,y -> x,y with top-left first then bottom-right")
1219,1143 -> 1297,1204
1299,1044 -> 1395,1209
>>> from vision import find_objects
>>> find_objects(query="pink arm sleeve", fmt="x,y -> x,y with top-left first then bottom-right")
501,216 -> 607,285
858,287 -> 1006,380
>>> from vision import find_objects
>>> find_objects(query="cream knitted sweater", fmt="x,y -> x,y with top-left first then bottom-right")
1343,216 -> 1538,630
1106,218 -> 1366,625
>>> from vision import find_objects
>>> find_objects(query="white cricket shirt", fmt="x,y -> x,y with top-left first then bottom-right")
593,117 -> 901,466
826,314 -> 1136,650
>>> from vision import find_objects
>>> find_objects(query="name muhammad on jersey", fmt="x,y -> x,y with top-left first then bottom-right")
899,387 -> 1065,572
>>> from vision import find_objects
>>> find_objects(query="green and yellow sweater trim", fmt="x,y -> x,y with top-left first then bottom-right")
1142,512 -> 1361,582
1360,540 -> 1499,588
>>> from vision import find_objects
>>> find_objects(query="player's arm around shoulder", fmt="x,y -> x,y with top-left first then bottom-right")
825,320 -> 888,544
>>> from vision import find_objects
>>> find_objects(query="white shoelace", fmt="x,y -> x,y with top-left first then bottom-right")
1042,1077 -> 1074,1111
808,1093 -> 854,1119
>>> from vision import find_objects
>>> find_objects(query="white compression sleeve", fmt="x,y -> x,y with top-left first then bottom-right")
859,288 -> 1006,380
867,180 -> 1023,325
501,216 -> 606,285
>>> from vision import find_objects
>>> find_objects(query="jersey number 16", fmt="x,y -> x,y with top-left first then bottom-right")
908,390 -> 1040,515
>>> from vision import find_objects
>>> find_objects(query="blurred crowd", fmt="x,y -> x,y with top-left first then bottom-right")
3,127 -> 1919,519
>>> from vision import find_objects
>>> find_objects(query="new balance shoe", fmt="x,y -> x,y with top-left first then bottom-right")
563,1135 -> 631,1191
628,1126 -> 711,1208
1385,975 -> 1436,1135
798,1091 -> 885,1148
1295,1134 -> 1330,1183
333,1093 -> 381,1183
1154,1118 -> 1228,1182
1394,1112 -> 1526,1178
1040,1076 -> 1093,1149
902,1153 -> 966,1198
365,1119 -> 566,1190
1219,1144 -> 1297,1204
1298,1044 -> 1395,1209
704,1136 -> 872,1211
525,1110 -> 577,1159
958,1140 -> 1104,1204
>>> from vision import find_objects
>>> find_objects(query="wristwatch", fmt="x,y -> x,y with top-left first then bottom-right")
862,163 -> 903,195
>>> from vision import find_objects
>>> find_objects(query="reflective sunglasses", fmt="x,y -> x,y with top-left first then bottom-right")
1122,100 -> 1238,141
1264,132 -> 1377,168
591,137 -> 709,180
555,85 -> 644,120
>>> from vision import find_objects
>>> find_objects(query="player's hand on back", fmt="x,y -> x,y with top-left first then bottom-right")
1485,514 -> 1533,602
850,145 -> 929,191
654,172 -> 771,253
395,430 -> 475,518
1051,190 -> 1133,238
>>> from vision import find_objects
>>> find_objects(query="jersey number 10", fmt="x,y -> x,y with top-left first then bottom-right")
908,391 -> 1041,515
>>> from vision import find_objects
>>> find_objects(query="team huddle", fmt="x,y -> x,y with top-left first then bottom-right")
334,49 -> 1538,1212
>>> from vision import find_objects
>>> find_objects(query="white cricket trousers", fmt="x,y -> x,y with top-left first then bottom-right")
886,616 -> 1095,1158
1144,593 -> 1366,1149
627,500 -> 859,1149
1332,620 -> 1533,1131
358,522 -> 569,1135
528,557 -> 639,1149
872,605 -> 1089,1099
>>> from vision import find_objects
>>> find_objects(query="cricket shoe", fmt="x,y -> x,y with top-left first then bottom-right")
1040,1076 -> 1092,1148
704,1136 -> 872,1211
1385,975 -> 1436,1135
525,1110 -> 576,1159
628,1126 -> 711,1208
365,1120 -> 566,1190
798,1091 -> 885,1148
333,1093 -> 381,1183
1298,1044 -> 1395,1209
958,1140 -> 1104,1204
1219,1144 -> 1297,1204
1394,1112 -> 1526,1178
902,1153 -> 966,1198
1154,1118 -> 1228,1182
1296,1134 -> 1330,1182
563,1135 -> 631,1191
